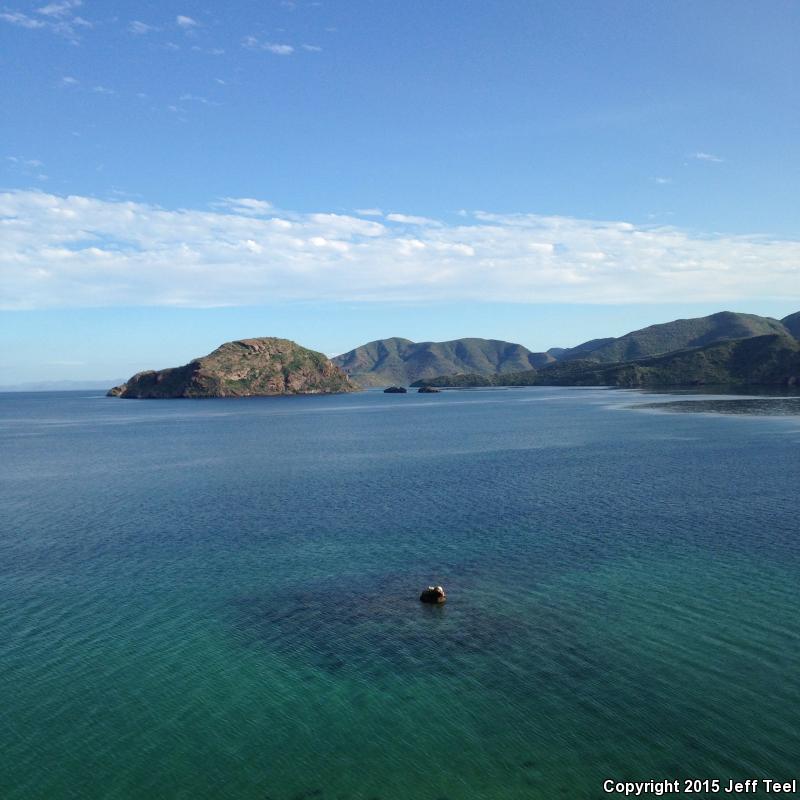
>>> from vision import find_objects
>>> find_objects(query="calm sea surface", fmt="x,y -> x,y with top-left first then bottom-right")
1,388 -> 798,800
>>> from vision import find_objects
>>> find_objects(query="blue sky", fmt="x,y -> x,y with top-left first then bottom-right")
1,0 -> 799,382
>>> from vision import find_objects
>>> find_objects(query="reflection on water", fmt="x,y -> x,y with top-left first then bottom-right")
640,397 -> 800,416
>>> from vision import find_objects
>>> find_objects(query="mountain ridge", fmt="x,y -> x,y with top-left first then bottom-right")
413,334 -> 800,389
558,311 -> 791,363
336,311 -> 798,387
332,337 -> 555,387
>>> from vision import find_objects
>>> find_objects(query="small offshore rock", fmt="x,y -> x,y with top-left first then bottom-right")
383,386 -> 407,393
417,386 -> 441,393
420,585 -> 446,604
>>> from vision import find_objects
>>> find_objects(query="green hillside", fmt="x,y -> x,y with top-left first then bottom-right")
414,335 -> 800,389
559,311 -> 791,363
332,337 -> 554,387
782,312 -> 800,339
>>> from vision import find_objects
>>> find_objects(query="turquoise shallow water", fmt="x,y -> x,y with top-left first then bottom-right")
1,388 -> 798,799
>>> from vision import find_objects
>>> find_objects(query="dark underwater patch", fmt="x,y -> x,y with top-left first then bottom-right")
226,568 -> 612,688
229,577 -> 511,675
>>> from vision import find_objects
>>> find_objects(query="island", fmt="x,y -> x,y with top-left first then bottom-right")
108,337 -> 358,398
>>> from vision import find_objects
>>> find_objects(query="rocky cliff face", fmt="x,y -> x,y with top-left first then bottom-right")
108,338 -> 358,398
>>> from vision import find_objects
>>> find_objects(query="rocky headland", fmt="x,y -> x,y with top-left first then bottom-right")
108,338 -> 358,399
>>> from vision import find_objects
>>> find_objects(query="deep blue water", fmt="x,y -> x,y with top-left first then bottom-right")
1,388 -> 798,799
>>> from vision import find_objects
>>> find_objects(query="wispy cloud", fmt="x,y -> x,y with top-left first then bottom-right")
36,0 -> 81,16
2,191 -> 798,310
0,11 -> 45,28
653,177 -> 672,185
5,157 -> 47,182
189,45 -> 225,55
218,197 -> 274,215
692,152 -> 724,163
301,44 -> 322,52
355,208 -> 383,217
179,93 -> 219,106
1,0 -> 90,42
128,20 -> 159,34
7,156 -> 44,168
176,14 -> 199,28
386,213 -> 442,227
242,36 -> 294,54
265,43 -> 294,54
58,77 -> 116,97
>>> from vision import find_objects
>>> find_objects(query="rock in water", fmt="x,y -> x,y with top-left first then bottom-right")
417,386 -> 441,393
107,337 -> 359,398
383,386 -> 407,393
420,585 -> 446,604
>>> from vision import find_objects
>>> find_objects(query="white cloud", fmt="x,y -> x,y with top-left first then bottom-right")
128,20 -> 158,34
264,42 -> 294,55
92,85 -> 115,95
355,208 -> 383,217
219,197 -> 274,215
692,152 -> 724,163
241,36 -> 294,54
386,213 -> 442,226
176,15 -> 198,28
36,0 -> 81,16
653,177 -> 672,185
179,93 -> 214,105
60,75 -> 79,86
1,190 -> 798,310
0,11 -> 45,27
2,1 -> 90,41
301,44 -> 322,52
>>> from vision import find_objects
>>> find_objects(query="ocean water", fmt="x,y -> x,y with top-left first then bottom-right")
1,387 -> 798,800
